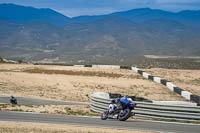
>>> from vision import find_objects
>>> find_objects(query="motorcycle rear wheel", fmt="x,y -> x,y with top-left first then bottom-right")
10,99 -> 17,104
118,109 -> 131,121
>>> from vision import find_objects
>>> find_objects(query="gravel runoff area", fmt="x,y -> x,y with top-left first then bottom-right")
0,64 -> 199,133
0,64 -> 187,102
0,121 -> 156,133
144,68 -> 200,96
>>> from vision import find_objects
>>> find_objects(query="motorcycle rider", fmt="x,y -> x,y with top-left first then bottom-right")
108,95 -> 129,115
108,98 -> 118,114
10,95 -> 14,101
101,95 -> 136,121
10,95 -> 17,104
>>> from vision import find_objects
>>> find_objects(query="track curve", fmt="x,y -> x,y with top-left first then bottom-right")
0,111 -> 199,133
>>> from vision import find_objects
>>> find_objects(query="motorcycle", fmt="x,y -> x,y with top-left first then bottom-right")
10,96 -> 17,104
101,97 -> 136,121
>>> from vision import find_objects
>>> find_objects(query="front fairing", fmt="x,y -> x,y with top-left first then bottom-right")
120,98 -> 129,103
120,98 -> 136,110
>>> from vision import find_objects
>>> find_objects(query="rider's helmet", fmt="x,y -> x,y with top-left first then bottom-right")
10,95 -> 14,99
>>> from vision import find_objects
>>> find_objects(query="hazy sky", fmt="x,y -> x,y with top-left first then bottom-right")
0,0 -> 200,17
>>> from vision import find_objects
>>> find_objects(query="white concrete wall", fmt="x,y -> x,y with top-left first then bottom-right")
92,65 -> 120,69
74,65 -> 85,67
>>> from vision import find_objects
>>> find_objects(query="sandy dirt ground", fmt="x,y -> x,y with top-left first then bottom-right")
144,68 -> 200,96
0,121 -> 157,133
0,64 -> 186,102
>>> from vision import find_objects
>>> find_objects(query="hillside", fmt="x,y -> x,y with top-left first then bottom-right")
0,4 -> 200,63
0,3 -> 70,27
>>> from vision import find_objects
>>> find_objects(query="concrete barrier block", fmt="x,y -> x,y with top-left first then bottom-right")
166,82 -> 176,91
74,65 -> 85,67
84,65 -> 92,67
174,87 -> 184,95
131,67 -> 139,72
148,75 -> 154,80
191,95 -> 200,105
153,77 -> 162,83
181,91 -> 192,100
120,66 -> 132,70
92,65 -> 120,69
161,79 -> 169,86
138,70 -> 143,75
91,92 -> 110,99
143,72 -> 150,79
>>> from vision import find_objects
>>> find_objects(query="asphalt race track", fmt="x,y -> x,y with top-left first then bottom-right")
0,111 -> 200,133
0,96 -> 88,105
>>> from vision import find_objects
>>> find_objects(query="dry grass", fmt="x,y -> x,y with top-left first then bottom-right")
145,68 -> 200,96
0,121 -> 157,133
0,64 -> 186,101
23,68 -> 138,79
0,104 -> 99,116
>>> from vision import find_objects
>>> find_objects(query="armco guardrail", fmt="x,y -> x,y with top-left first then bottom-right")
90,93 -> 200,121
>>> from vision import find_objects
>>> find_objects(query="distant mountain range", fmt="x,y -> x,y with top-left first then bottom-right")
0,3 -> 200,63
0,3 -> 70,27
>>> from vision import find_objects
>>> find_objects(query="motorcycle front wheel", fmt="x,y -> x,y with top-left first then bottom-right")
101,110 -> 109,120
